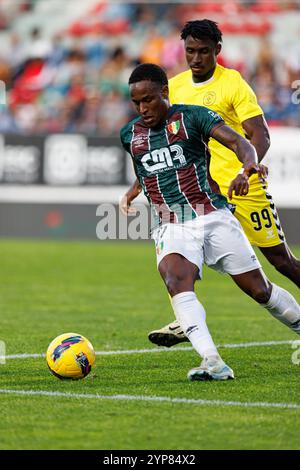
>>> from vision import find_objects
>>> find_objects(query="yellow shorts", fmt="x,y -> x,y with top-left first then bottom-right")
224,180 -> 285,248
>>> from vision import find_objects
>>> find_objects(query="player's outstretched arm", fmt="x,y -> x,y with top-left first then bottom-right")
210,124 -> 268,199
120,178 -> 142,216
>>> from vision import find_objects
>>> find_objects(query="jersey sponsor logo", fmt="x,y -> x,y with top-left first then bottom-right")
203,91 -> 216,106
134,137 -> 147,145
131,122 -> 150,156
167,120 -> 180,135
132,134 -> 149,148
141,145 -> 186,173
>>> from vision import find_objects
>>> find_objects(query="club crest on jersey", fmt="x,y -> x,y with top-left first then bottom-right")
167,120 -> 180,135
203,91 -> 216,106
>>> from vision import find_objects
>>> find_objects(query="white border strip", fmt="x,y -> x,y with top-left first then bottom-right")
1,339 -> 298,361
0,388 -> 299,410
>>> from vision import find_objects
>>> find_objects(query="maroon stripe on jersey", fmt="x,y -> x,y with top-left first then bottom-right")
177,165 -> 215,215
166,113 -> 188,145
143,175 -> 176,223
131,121 -> 150,157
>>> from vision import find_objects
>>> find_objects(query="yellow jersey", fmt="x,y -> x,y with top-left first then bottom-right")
168,64 -> 263,194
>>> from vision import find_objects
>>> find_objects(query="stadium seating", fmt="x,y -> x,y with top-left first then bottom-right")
0,0 -> 299,136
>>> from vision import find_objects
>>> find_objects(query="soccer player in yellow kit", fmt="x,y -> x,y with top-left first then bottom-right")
169,20 -> 279,250
121,20 -> 300,347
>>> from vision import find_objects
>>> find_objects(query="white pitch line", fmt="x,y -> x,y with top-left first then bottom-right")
0,388 -> 299,410
1,339 -> 299,361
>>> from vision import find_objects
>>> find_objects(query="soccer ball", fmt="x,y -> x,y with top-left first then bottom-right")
46,333 -> 95,380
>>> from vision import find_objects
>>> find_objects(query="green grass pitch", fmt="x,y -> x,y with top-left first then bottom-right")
0,239 -> 299,450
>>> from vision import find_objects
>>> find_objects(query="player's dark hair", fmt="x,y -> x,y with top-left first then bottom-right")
128,63 -> 168,87
180,19 -> 222,45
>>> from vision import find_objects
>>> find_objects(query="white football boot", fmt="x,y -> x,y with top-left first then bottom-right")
187,355 -> 234,381
148,320 -> 189,347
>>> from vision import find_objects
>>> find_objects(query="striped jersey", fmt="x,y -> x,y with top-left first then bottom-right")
120,104 -> 228,226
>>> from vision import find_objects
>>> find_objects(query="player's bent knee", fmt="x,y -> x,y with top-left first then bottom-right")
158,254 -> 197,297
163,274 -> 194,297
232,270 -> 273,304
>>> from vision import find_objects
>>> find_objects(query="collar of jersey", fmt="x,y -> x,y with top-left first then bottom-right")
190,64 -> 222,88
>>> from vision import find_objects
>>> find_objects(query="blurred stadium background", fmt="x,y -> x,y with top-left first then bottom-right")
0,0 -> 299,242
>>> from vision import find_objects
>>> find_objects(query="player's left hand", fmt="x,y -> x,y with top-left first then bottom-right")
228,173 -> 250,199
243,163 -> 268,179
228,163 -> 268,199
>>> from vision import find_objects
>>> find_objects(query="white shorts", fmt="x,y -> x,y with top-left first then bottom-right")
152,208 -> 261,278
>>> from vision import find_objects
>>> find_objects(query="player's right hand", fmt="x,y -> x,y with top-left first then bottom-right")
120,193 -> 137,216
120,180 -> 142,215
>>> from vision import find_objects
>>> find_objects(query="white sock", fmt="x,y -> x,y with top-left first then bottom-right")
262,284 -> 300,334
171,291 -> 219,359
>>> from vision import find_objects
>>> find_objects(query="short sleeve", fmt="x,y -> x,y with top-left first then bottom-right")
231,73 -> 263,123
192,106 -> 224,138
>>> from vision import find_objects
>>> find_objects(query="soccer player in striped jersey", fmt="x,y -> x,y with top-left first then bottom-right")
123,19 -> 300,348
120,63 -> 300,381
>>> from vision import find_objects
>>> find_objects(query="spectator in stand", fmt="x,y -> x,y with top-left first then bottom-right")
47,32 -> 67,67
2,33 -> 27,80
76,88 -> 102,134
139,26 -> 165,65
161,27 -> 185,76
99,46 -> 131,98
98,89 -> 129,136
26,26 -> 53,60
